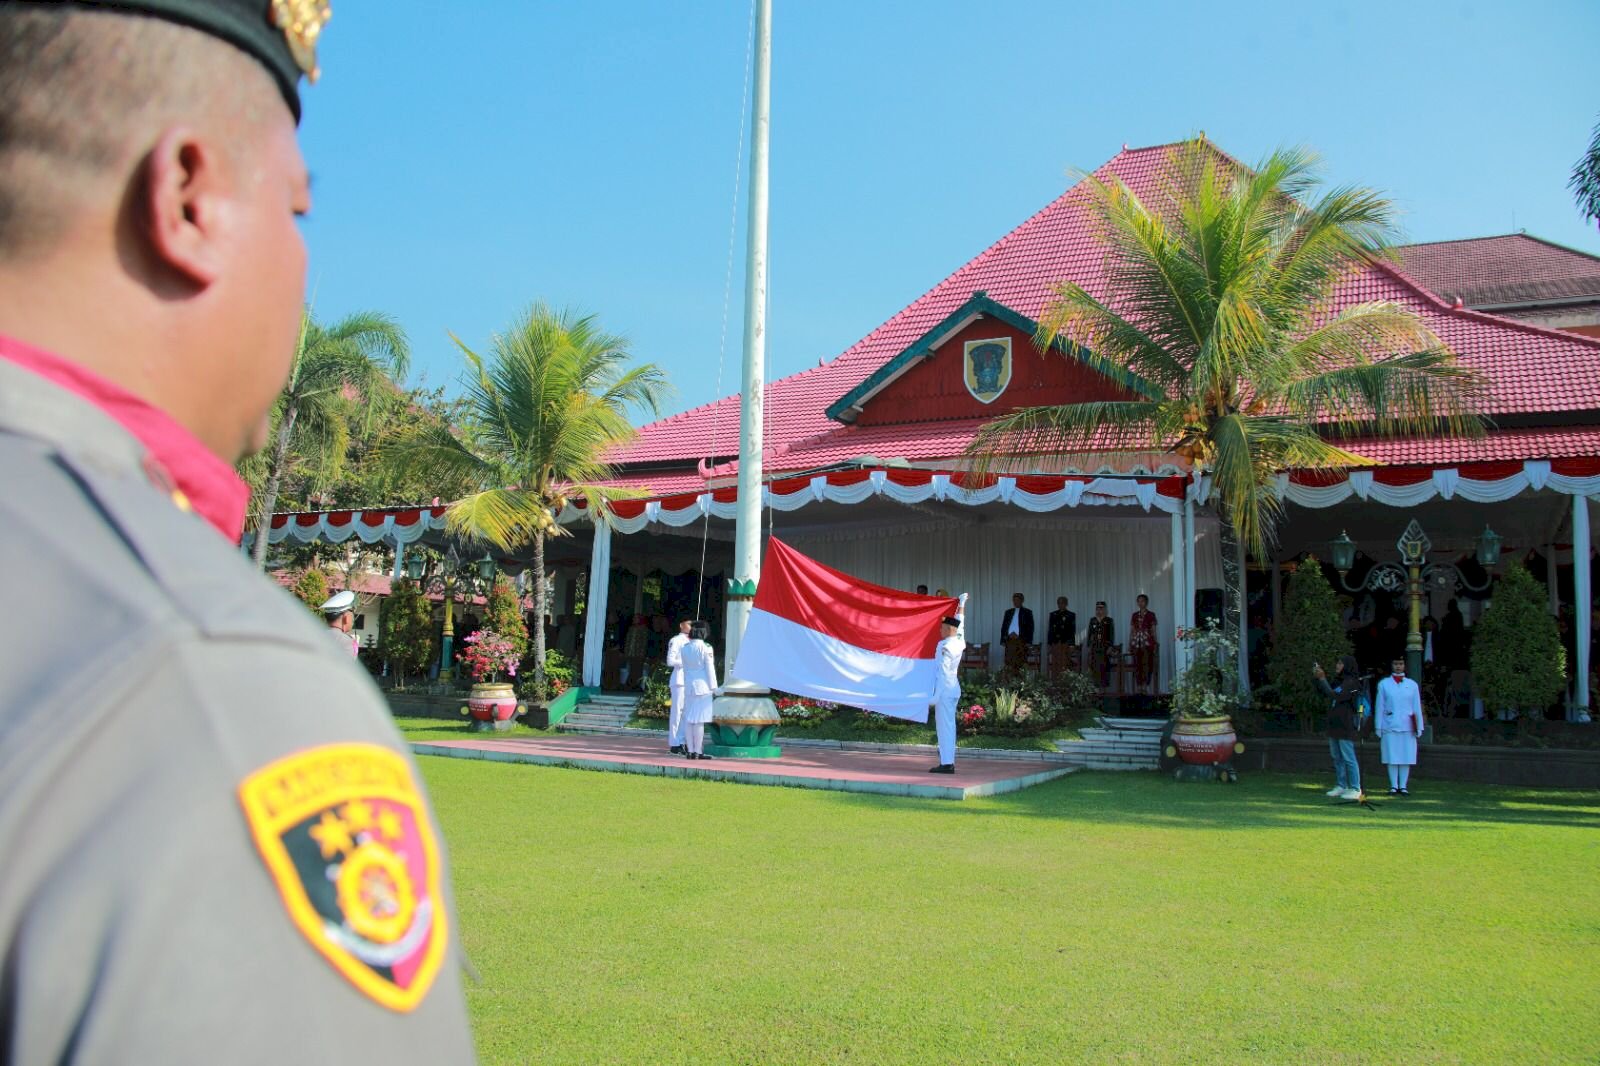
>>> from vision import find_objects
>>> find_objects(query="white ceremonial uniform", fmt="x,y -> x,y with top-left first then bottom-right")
1376,674 -> 1425,765
932,627 -> 966,766
329,626 -> 359,658
680,639 -> 719,725
666,631 -> 689,747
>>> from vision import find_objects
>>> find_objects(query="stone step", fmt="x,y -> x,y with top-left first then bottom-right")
557,722 -> 642,737
1059,743 -> 1160,755
1068,732 -> 1163,746
1078,729 -> 1164,744
1098,717 -> 1168,732
564,712 -> 633,726
1055,752 -> 1157,766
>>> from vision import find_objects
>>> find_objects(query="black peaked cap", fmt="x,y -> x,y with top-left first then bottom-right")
41,0 -> 324,121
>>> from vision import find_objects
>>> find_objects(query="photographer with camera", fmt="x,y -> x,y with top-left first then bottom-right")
1313,655 -> 1366,801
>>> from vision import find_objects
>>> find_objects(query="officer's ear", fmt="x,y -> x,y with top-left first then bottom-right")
138,126 -> 234,288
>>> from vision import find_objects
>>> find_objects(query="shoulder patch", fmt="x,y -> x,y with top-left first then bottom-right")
238,744 -> 448,1011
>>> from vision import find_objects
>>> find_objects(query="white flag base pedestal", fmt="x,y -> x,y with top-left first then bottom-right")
709,681 -> 782,758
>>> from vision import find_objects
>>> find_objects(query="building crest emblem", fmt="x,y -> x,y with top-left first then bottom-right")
963,338 -> 1012,404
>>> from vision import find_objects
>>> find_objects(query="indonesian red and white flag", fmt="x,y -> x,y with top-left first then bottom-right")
731,538 -> 961,722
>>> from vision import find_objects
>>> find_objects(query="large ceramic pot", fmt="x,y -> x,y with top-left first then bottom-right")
462,682 -> 523,732
1168,714 -> 1243,765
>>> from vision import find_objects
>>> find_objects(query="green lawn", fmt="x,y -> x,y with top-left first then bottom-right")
408,735 -> 1600,1065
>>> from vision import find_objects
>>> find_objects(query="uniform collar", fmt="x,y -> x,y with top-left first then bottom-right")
0,334 -> 251,542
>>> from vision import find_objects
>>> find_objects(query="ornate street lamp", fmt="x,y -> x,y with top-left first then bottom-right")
477,555 -> 497,583
1475,525 -> 1504,569
1330,520 -> 1499,680
1329,530 -> 1357,576
404,554 -> 425,581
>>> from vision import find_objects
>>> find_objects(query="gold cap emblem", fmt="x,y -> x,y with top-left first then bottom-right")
270,0 -> 332,83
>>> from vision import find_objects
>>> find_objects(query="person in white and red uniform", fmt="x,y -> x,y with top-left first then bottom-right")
929,608 -> 966,774
1376,656 -> 1425,795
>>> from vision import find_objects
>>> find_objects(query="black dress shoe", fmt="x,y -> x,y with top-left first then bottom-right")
697,751 -> 715,760
1398,787 -> 1409,796
928,764 -> 955,774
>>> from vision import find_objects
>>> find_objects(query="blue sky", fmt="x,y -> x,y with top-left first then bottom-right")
299,1 -> 1600,419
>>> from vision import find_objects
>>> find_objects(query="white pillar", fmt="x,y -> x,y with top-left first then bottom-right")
391,542 -> 406,580
1169,509 -> 1185,680
1574,496 -> 1591,721
580,522 -> 612,688
1183,492 -> 1197,635
723,0 -> 772,682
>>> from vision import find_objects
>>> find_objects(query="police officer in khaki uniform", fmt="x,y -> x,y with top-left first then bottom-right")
0,2 -> 475,1061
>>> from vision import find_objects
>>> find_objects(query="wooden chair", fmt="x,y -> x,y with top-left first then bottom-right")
1024,643 -> 1043,674
1048,645 -> 1081,676
1089,644 -> 1123,694
961,642 -> 991,673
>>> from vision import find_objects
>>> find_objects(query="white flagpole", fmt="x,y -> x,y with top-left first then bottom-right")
722,0 -> 771,676
711,0 -> 780,754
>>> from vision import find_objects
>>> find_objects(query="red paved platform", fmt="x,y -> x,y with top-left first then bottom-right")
411,732 -> 1075,800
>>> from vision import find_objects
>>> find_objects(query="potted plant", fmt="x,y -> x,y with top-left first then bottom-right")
1167,623 -> 1245,768
458,629 -> 524,731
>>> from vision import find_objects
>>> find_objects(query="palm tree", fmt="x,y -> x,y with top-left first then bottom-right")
1572,114 -> 1600,226
966,139 -> 1486,687
384,303 -> 670,700
247,309 -> 411,569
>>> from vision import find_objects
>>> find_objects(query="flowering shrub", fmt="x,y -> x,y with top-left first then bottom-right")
459,629 -> 520,684
1170,622 -> 1240,719
981,687 -> 1054,736
636,663 -> 670,718
772,693 -> 839,728
957,704 -> 987,735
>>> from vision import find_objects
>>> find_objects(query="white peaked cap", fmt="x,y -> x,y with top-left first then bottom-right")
319,590 -> 357,615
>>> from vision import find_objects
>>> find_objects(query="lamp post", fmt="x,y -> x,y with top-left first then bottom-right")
417,546 -> 498,683
1330,520 -> 1502,679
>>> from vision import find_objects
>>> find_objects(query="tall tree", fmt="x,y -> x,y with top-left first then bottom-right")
1471,563 -> 1565,727
384,303 -> 670,700
247,309 -> 411,569
967,139 -> 1486,688
1572,115 -> 1600,227
1267,560 -> 1353,733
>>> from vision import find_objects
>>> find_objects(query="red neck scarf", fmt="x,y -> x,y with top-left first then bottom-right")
0,334 -> 251,542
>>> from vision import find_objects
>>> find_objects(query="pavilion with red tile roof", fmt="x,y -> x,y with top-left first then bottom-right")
257,140 -> 1600,713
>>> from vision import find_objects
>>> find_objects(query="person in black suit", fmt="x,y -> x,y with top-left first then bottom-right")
1047,596 -> 1077,676
1001,592 -> 1034,673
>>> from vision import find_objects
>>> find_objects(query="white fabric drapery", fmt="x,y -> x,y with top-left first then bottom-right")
580,521 -> 612,688
784,514 -> 1223,692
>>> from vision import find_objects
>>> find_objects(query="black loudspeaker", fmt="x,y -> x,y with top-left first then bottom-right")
1195,588 -> 1224,628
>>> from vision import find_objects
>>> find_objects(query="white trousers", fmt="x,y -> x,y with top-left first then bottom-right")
686,722 -> 705,755
933,692 -> 958,765
668,682 -> 686,746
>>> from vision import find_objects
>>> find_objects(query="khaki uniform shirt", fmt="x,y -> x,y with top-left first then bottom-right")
0,360 -> 475,1063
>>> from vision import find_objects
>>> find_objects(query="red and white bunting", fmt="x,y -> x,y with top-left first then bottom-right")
254,459 -> 1600,544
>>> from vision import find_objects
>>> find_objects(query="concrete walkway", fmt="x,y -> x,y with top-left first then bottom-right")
412,732 -> 1076,800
